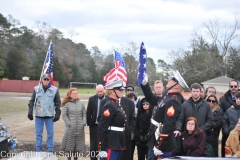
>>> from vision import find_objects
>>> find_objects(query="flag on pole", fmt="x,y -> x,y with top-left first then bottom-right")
103,51 -> 127,86
43,41 -> 54,85
137,42 -> 147,86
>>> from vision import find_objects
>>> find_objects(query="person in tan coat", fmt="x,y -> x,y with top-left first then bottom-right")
60,88 -> 86,160
225,118 -> 240,158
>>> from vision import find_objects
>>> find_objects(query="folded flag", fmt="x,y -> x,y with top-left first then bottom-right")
137,42 -> 147,86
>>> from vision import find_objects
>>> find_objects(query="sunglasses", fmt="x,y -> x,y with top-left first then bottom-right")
171,77 -> 178,83
43,78 -> 49,81
207,99 -> 216,103
230,85 -> 238,88
142,102 -> 150,105
127,89 -> 133,92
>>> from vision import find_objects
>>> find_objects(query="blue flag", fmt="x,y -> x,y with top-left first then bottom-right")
137,42 -> 147,86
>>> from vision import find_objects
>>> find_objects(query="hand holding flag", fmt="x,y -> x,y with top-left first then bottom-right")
137,42 -> 147,86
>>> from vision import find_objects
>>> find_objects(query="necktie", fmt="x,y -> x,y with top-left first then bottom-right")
96,96 -> 104,124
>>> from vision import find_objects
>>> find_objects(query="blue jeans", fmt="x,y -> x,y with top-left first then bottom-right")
35,117 -> 54,152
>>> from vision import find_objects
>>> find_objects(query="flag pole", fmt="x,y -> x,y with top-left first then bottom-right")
38,40 -> 53,87
33,40 -> 53,109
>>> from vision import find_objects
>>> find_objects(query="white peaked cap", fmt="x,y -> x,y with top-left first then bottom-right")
104,79 -> 125,90
173,70 -> 189,89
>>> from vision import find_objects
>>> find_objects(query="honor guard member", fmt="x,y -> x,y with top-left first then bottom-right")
98,80 -> 127,160
146,70 -> 188,159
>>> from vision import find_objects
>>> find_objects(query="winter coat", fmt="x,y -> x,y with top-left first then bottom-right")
219,90 -> 237,113
176,97 -> 213,132
222,106 -> 240,135
60,99 -> 86,152
225,129 -> 240,157
134,98 -> 152,146
182,129 -> 208,157
206,107 -> 223,144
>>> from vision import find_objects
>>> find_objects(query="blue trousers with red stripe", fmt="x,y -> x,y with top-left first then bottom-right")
100,148 -> 122,160
150,150 -> 172,159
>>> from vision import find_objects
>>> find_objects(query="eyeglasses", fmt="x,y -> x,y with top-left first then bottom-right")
43,78 -> 49,81
127,89 -> 133,92
207,99 -> 216,103
142,102 -> 150,105
187,123 -> 195,126
230,85 -> 238,88
171,77 -> 178,83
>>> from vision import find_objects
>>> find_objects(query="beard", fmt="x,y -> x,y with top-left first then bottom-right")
231,90 -> 237,95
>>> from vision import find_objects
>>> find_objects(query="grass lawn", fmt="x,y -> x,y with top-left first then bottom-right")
0,97 -> 89,115
58,88 -> 95,94
0,98 -> 29,115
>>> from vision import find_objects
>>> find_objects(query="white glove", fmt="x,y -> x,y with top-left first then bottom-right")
232,154 -> 238,158
173,130 -> 181,137
153,146 -> 163,156
142,73 -> 148,85
225,154 -> 231,157
98,151 -> 108,158
155,126 -> 160,140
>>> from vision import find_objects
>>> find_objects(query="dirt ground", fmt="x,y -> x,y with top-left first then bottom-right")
0,92 -> 138,160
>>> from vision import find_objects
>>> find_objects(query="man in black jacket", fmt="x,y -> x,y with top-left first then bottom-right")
87,84 -> 106,160
99,90 -> 136,160
174,83 -> 213,135
219,79 -> 239,157
141,80 -> 165,108
222,91 -> 240,143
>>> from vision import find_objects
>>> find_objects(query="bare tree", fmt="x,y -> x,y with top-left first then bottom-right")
193,16 -> 240,75
202,17 -> 240,57
67,29 -> 80,43
35,21 -> 53,44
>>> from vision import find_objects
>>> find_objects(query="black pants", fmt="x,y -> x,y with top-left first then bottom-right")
137,144 -> 148,160
120,132 -> 132,160
89,124 -> 98,160
210,141 -> 219,157
221,134 -> 228,157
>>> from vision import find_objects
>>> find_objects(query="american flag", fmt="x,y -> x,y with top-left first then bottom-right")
103,51 -> 127,86
43,41 -> 54,85
137,42 -> 147,86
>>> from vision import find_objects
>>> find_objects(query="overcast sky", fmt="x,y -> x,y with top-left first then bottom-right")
1,0 -> 239,64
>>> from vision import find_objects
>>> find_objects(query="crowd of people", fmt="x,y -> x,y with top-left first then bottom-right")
27,72 -> 240,159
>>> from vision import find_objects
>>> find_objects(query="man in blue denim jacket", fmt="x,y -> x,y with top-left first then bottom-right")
28,73 -> 61,152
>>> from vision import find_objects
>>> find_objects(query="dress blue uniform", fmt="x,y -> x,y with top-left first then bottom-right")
97,80 -> 127,160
